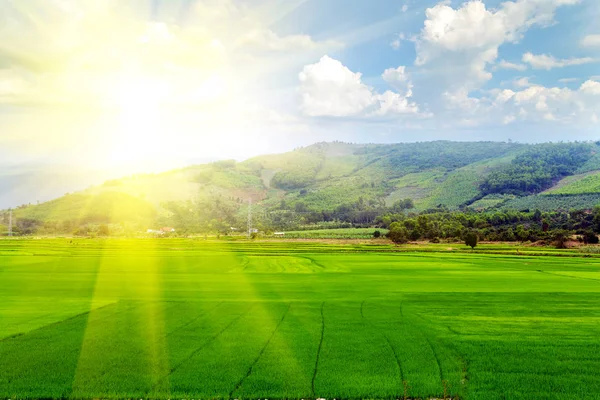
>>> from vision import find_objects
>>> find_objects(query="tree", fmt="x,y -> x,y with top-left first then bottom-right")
582,230 -> 599,244
373,230 -> 381,238
388,222 -> 409,244
98,224 -> 110,236
295,202 -> 308,213
515,224 -> 529,242
464,231 -> 478,249
391,198 -> 414,213
552,230 -> 570,249
409,228 -> 422,241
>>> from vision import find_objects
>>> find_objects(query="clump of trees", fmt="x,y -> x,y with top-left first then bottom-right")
481,143 -> 593,195
388,222 -> 409,244
375,206 -> 600,246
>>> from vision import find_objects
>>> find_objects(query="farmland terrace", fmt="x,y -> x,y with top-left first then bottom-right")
1,238 -> 599,400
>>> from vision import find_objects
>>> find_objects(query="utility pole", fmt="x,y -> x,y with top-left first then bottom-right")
247,198 -> 252,238
8,209 -> 12,237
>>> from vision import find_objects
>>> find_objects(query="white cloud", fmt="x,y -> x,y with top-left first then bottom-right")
444,88 -> 483,112
382,66 -> 414,97
401,5 -> 409,12
582,34 -> 600,47
390,33 -> 406,50
236,29 -> 342,52
298,56 -> 421,117
492,80 -> 600,124
372,90 -> 420,116
412,0 -> 581,107
580,80 -> 600,95
441,77 -> 600,128
497,60 -> 528,71
299,56 -> 375,117
522,52 -> 596,70
558,78 -> 579,83
514,77 -> 534,88
496,89 -> 516,103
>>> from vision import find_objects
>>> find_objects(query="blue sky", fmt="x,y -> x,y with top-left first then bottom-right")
0,0 -> 600,207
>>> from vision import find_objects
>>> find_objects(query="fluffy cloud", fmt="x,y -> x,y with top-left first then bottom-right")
490,80 -> 600,124
514,77 -> 534,88
382,66 -> 414,97
581,35 -> 600,48
580,80 -> 600,95
298,56 -> 420,117
413,0 -> 581,97
522,52 -> 596,69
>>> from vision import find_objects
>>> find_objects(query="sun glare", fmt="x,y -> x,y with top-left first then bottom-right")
102,71 -> 230,172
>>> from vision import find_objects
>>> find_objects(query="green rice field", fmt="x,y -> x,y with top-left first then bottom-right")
1,238 -> 600,399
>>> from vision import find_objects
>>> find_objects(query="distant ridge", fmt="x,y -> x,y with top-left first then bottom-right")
4,140 -> 600,233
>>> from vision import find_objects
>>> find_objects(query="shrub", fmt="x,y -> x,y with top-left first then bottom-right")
582,230 -> 599,244
388,222 -> 409,244
464,231 -> 478,249
373,230 -> 381,238
552,230 -> 570,249
98,224 -> 110,236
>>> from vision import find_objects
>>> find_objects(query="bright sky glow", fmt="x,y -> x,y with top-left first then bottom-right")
1,0 -> 599,207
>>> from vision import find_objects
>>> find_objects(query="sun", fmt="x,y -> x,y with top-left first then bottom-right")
105,76 -> 170,168
99,69 -> 231,173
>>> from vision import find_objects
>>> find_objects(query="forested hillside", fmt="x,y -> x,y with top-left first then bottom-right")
3,140 -> 600,235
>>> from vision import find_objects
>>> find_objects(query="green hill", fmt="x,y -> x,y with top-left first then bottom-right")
542,171 -> 600,195
5,140 -> 600,234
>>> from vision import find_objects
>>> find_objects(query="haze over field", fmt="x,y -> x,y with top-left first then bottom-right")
1,0 -> 600,207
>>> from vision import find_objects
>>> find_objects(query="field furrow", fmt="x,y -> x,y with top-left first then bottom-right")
1,239 -> 600,399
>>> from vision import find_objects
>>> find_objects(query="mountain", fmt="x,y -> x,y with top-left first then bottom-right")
4,140 -> 600,235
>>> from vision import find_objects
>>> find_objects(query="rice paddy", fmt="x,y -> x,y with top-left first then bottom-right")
1,238 -> 599,399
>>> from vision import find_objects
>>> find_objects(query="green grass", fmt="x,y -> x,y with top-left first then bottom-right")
1,239 -> 600,399
279,228 -> 388,239
501,193 -> 600,211
385,169 -> 446,205
467,194 -> 515,210
543,171 -> 600,195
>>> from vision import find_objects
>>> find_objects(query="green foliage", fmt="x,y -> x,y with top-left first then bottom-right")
372,141 -> 521,172
543,172 -> 600,195
582,230 -> 599,244
419,160 -> 508,210
464,231 -> 478,248
500,193 -> 600,212
280,228 -> 388,239
482,143 -> 594,195
391,198 -> 414,212
194,163 -> 262,189
12,191 -> 156,229
388,222 -> 409,243
11,140 -> 600,236
468,194 -> 516,210
552,229 -> 570,249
